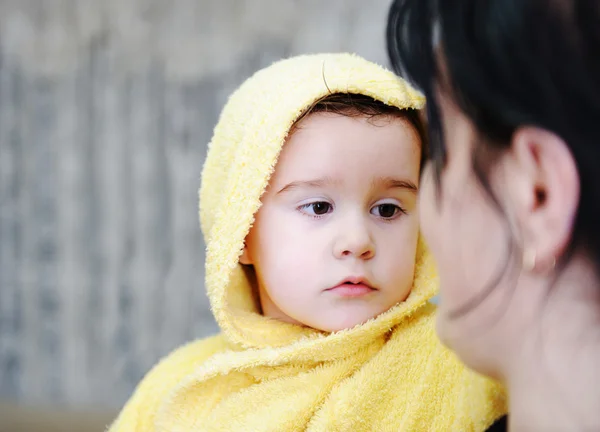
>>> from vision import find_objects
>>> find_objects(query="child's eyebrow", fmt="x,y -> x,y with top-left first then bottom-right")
277,177 -> 417,194
277,177 -> 337,194
372,177 -> 418,193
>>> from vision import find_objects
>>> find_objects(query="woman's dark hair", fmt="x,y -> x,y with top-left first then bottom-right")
386,0 -> 600,262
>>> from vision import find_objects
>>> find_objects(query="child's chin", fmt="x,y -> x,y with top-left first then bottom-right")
311,315 -> 375,333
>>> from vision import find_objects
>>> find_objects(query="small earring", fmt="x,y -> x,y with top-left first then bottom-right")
522,248 -> 556,272
522,248 -> 537,271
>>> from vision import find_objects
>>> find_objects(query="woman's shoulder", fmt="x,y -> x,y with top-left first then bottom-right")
107,333 -> 228,431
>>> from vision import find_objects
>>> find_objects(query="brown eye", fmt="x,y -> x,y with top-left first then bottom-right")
371,203 -> 402,219
311,202 -> 331,215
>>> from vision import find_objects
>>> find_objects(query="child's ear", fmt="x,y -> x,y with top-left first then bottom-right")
239,243 -> 253,265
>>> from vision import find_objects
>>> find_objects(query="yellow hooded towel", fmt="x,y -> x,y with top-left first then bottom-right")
109,53 -> 506,432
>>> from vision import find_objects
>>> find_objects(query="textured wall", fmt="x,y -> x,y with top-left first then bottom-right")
0,0 -> 393,409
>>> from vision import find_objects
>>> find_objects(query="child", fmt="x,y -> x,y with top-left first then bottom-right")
109,53 -> 506,431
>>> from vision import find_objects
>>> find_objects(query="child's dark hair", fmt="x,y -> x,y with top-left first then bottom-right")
294,93 -> 428,168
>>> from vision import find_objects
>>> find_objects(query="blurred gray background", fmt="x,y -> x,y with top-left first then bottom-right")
0,0 -> 393,427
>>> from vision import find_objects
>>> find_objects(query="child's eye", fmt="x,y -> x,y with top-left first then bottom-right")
371,203 -> 404,219
298,201 -> 333,216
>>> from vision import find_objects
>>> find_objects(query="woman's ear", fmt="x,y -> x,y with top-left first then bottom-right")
508,126 -> 580,268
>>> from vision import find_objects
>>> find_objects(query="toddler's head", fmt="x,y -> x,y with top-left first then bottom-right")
239,93 -> 426,331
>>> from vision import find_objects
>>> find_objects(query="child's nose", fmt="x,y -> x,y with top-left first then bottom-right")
333,224 -> 375,260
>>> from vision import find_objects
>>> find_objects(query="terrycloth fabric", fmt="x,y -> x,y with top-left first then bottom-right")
109,53 -> 506,432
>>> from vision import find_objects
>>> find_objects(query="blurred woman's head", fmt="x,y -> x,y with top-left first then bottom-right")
387,0 -> 600,379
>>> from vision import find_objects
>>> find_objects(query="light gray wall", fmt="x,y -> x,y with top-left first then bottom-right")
0,0 -> 393,409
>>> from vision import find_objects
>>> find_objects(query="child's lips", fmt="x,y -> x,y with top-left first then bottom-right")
326,283 -> 377,297
325,277 -> 377,297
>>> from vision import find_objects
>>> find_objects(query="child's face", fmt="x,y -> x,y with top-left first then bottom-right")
240,113 -> 421,332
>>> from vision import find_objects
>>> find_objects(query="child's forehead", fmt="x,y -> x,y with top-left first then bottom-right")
285,111 -> 421,152
269,113 -> 421,185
